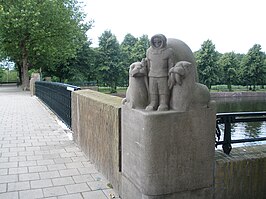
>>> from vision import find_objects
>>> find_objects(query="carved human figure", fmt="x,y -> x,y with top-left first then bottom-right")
145,34 -> 175,111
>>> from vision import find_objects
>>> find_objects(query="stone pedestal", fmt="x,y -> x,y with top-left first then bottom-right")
30,73 -> 40,96
121,102 -> 216,199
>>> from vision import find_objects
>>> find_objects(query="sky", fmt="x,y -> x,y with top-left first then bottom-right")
83,0 -> 266,54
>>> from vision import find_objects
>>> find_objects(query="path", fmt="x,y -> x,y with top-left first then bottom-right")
0,85 -> 119,199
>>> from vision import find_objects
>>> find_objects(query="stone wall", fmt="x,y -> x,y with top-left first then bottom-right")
214,145 -> 266,199
71,89 -> 266,198
71,89 -> 122,194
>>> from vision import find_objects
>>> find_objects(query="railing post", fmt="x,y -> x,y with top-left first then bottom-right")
222,116 -> 232,154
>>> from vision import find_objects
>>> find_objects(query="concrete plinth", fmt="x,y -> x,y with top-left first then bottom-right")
121,103 -> 216,199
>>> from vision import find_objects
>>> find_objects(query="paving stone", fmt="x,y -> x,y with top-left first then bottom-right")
0,168 -> 8,175
87,180 -> 110,191
19,173 -> 40,181
37,159 -> 55,166
0,162 -> 18,169
9,167 -> 28,175
52,177 -> 75,186
65,162 -> 84,169
82,190 -> 108,199
0,183 -> 7,193
43,186 -> 67,197
72,174 -> 94,183
19,160 -> 37,167
19,188 -> 44,199
8,181 -> 30,191
30,179 -> 53,188
39,171 -> 60,179
9,156 -> 27,162
26,155 -> 43,161
65,183 -> 91,194
58,193 -> 83,199
78,166 -> 98,174
0,191 -> 19,199
0,175 -> 18,184
29,165 -> 48,172
47,164 -> 67,171
103,189 -> 121,199
59,168 -> 80,177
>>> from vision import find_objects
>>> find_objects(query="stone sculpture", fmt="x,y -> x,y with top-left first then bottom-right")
122,60 -> 149,109
123,34 -> 210,112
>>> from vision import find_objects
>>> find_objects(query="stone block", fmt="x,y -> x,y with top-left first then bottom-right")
121,103 -> 216,198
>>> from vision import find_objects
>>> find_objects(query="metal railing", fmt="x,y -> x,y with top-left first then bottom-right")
216,112 -> 266,154
35,81 -> 80,128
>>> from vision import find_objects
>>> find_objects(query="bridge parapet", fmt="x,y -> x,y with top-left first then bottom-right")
215,145 -> 266,199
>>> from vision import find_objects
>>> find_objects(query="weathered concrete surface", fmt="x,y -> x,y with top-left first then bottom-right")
72,89 -> 122,194
215,145 -> 266,199
122,102 -> 217,199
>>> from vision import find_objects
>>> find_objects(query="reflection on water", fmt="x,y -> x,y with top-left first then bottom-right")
214,96 -> 266,147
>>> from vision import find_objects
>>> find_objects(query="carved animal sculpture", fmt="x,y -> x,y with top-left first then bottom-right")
169,61 -> 210,111
122,61 -> 149,109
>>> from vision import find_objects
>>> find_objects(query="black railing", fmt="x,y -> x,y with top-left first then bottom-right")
35,81 -> 80,128
216,112 -> 266,154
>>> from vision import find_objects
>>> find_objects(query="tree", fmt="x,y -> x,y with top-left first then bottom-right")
121,33 -> 138,65
0,0 -> 91,90
195,39 -> 219,89
97,30 -> 122,92
66,41 -> 99,83
0,67 -> 3,81
241,44 -> 266,90
131,34 -> 150,62
120,34 -> 150,86
218,52 -> 239,91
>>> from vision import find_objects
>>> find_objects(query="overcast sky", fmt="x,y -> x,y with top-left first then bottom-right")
83,0 -> 266,54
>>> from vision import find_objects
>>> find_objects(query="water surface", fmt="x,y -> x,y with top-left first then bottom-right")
214,96 -> 266,148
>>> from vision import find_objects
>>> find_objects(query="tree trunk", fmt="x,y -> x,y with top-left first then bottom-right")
16,61 -> 22,85
21,42 -> 29,91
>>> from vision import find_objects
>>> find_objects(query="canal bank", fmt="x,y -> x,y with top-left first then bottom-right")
211,91 -> 266,98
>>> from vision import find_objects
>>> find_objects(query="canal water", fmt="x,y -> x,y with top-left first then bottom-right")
214,96 -> 266,148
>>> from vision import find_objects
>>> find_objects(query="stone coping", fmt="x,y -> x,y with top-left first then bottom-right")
211,91 -> 266,98
215,144 -> 266,162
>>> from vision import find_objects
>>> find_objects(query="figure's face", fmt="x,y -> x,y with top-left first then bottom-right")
153,37 -> 162,48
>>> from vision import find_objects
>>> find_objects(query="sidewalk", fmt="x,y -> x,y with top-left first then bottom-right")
0,86 -> 119,199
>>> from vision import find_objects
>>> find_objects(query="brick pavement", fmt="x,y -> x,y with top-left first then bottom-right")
0,86 -> 119,199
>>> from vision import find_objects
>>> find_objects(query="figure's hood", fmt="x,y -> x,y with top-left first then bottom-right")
150,34 -> 167,49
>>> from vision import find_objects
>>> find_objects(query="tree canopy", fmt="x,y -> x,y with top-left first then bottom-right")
241,44 -> 266,90
0,0 -> 91,90
195,39 -> 219,89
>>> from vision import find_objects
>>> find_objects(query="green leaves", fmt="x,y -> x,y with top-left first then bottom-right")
0,0 -> 91,88
241,44 -> 266,90
195,39 -> 219,89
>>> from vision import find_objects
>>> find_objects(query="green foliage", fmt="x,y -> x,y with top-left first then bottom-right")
120,34 -> 150,86
241,44 -> 266,90
195,39 -> 219,89
97,30 -> 122,93
217,52 -> 239,91
0,67 -> 4,80
0,69 -> 17,82
0,0 -> 91,89
130,34 -> 150,62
